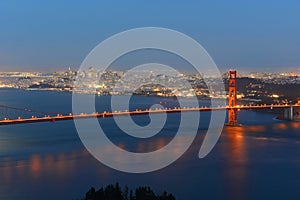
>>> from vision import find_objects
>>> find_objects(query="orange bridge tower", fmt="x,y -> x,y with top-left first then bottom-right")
228,70 -> 237,126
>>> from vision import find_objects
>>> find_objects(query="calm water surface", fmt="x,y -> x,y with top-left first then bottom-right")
0,89 -> 300,200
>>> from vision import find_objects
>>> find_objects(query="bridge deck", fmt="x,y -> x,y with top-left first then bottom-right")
0,104 -> 299,126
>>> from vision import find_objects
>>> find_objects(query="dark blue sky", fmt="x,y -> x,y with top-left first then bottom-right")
0,0 -> 300,73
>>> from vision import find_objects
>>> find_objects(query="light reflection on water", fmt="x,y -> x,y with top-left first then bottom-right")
0,121 -> 299,199
223,127 -> 248,200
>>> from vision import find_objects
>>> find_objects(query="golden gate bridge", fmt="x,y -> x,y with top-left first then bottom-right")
0,71 -> 299,126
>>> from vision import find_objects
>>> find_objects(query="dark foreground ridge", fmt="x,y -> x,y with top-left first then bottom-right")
84,183 -> 176,200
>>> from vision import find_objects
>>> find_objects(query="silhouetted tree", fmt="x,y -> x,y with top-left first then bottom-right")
83,183 -> 176,200
159,191 -> 176,200
85,187 -> 96,200
95,187 -> 104,199
103,183 -> 123,200
123,185 -> 129,200
129,189 -> 134,200
135,186 -> 156,200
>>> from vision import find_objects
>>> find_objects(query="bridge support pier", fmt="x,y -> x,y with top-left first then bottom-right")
227,108 -> 238,126
284,105 -> 294,121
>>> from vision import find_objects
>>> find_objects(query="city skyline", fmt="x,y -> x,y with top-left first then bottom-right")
1,65 -> 300,74
1,0 -> 300,72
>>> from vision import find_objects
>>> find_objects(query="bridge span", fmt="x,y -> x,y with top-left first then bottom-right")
0,104 -> 299,126
0,70 -> 299,126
